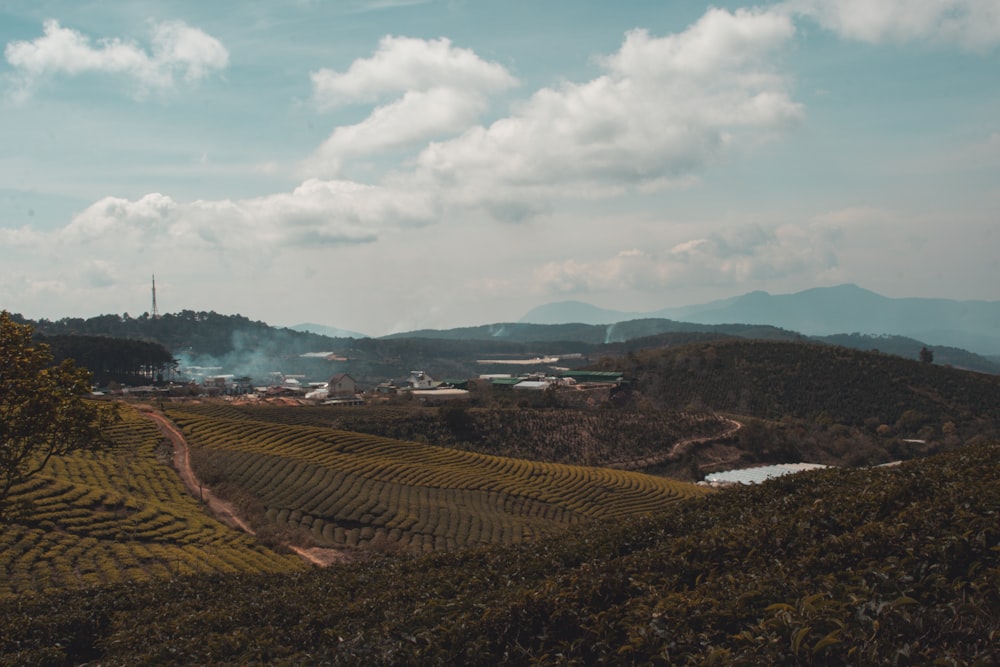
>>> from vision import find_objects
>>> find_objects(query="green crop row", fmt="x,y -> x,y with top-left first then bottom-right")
0,404 -> 305,598
168,402 -> 733,468
168,405 -> 706,553
3,440 -> 995,665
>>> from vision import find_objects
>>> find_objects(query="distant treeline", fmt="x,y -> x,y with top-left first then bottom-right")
23,310 -> 330,358
36,334 -> 176,386
12,310 -> 999,387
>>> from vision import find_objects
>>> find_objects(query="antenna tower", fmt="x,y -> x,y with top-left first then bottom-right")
151,274 -> 160,319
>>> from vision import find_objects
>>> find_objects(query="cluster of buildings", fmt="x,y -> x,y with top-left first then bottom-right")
197,369 -> 626,405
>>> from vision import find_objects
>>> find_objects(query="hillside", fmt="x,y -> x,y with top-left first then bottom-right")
181,403 -> 735,470
2,441 -> 996,664
522,284 -> 1000,356
3,329 -> 999,663
166,403 -> 707,553
603,338 -> 1000,434
0,404 -> 305,598
382,318 -> 805,345
17,307 -> 999,385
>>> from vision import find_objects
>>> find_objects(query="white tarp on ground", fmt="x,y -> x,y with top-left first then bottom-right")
703,463 -> 828,485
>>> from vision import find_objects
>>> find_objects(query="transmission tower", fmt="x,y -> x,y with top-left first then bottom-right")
151,274 -> 160,319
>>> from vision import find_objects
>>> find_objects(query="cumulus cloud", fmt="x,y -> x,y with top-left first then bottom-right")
305,36 -> 517,177
4,19 -> 228,99
304,86 -> 496,176
535,223 -> 839,294
310,35 -> 516,108
410,7 -> 803,219
787,0 -> 1000,50
48,181 -> 412,270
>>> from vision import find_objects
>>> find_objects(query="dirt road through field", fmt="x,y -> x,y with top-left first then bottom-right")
141,407 -> 347,567
606,416 -> 742,470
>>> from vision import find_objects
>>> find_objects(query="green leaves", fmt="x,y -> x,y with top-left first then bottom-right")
1,311 -> 118,513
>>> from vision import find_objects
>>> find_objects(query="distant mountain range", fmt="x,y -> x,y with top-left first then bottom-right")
288,322 -> 368,339
520,284 -> 1000,357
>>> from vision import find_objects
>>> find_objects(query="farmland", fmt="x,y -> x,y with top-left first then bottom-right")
167,402 -> 708,553
3,336 -> 999,662
219,403 -> 732,468
2,437 -> 996,665
0,404 -> 306,598
1,400 -> 710,598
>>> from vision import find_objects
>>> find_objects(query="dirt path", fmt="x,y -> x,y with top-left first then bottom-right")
140,407 -> 347,567
606,417 -> 743,471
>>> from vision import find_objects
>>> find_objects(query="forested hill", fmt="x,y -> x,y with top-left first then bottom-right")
14,310 -> 999,382
22,311 -> 338,358
381,318 -> 805,344
37,334 -> 175,385
601,339 -> 1000,436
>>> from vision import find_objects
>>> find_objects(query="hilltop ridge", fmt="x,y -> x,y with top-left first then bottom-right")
521,284 -> 1000,356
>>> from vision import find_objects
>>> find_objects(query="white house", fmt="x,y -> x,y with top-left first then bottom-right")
408,370 -> 435,389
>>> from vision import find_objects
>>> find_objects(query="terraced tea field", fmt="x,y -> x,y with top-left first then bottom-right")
0,404 -> 306,598
168,403 -> 709,553
174,402 -> 734,467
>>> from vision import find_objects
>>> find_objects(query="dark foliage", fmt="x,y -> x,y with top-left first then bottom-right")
29,310 -> 331,358
2,442 -> 997,665
601,339 -> 1000,439
37,333 -> 176,385
1,312 -> 117,513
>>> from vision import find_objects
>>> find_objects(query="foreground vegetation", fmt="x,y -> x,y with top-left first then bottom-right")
0,404 -> 305,598
2,440 -> 996,665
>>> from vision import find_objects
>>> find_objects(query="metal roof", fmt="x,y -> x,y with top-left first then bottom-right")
559,370 -> 624,380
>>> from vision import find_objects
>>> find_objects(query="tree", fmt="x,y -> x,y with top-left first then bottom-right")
1,311 -> 116,515
919,346 -> 934,364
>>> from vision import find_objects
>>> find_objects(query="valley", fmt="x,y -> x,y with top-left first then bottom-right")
2,313 -> 998,664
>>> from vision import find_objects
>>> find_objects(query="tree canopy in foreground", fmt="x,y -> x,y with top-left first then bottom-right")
0,311 -> 114,514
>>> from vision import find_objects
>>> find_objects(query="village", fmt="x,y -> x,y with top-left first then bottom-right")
189,368 -> 628,406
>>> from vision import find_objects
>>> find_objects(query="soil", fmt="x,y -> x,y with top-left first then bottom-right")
139,406 -> 349,567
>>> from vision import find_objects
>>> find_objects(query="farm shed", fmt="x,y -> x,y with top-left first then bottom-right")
488,377 -> 523,390
513,380 -> 551,391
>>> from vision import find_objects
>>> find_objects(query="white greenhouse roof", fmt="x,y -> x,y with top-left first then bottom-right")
703,463 -> 828,485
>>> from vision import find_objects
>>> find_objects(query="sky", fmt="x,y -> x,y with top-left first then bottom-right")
1,0 -> 998,336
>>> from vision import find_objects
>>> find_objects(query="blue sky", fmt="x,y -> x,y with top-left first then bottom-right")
1,0 -> 998,336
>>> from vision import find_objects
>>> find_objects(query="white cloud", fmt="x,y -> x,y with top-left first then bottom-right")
410,7 -> 803,219
787,0 -> 1000,50
4,19 -> 228,99
83,259 -> 119,288
535,223 -> 839,294
45,182 -> 407,271
306,9 -> 802,193
310,35 -> 516,108
305,36 -> 517,177
304,86 -> 493,177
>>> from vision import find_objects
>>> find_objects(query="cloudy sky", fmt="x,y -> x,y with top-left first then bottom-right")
2,0 -> 998,336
